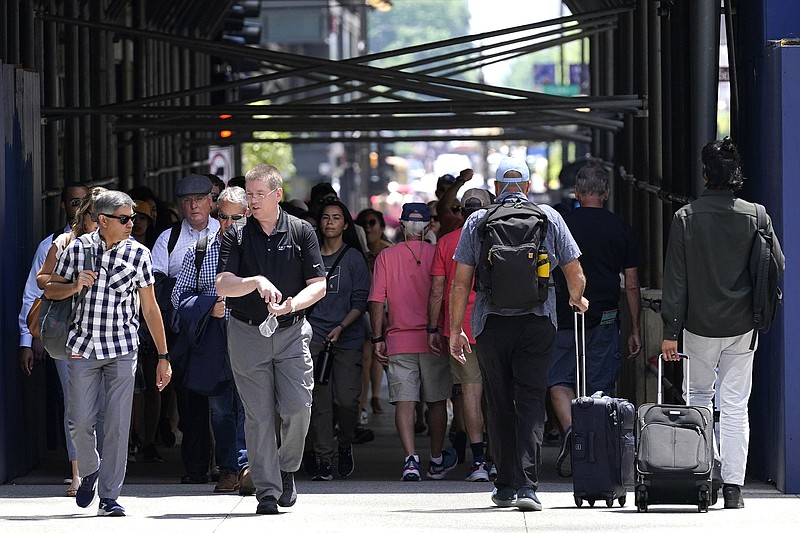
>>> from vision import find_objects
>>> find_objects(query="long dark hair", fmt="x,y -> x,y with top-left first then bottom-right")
316,199 -> 364,254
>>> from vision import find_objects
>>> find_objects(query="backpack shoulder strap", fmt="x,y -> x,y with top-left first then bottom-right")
166,221 -> 182,256
288,216 -> 305,261
754,203 -> 767,232
194,234 -> 209,290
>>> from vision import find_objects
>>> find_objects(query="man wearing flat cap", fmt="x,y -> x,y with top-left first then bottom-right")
449,157 -> 588,511
368,202 -> 457,483
151,173 -> 220,485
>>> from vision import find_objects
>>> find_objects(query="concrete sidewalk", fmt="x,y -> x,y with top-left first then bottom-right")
2,402 -> 796,532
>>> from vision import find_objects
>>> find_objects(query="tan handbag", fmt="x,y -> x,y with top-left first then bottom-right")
26,297 -> 42,339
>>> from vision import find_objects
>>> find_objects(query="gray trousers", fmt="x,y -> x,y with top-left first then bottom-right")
67,349 -> 136,500
683,329 -> 756,486
228,317 -> 313,502
308,339 -> 363,461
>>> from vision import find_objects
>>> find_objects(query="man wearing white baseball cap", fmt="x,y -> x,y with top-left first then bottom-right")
449,157 -> 588,511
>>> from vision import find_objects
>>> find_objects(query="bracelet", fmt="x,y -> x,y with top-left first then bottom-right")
370,336 -> 385,344
426,327 -> 438,334
337,323 -> 346,330
158,353 -> 170,361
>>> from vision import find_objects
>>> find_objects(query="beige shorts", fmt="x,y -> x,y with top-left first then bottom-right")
450,344 -> 482,385
387,352 -> 453,404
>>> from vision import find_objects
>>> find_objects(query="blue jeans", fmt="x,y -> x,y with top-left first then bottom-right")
208,381 -> 240,473
234,386 -> 249,470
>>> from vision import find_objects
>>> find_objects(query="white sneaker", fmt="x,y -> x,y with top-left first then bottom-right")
465,461 -> 490,482
360,409 -> 369,425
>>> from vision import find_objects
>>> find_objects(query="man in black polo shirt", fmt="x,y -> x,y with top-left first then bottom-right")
216,164 -> 326,516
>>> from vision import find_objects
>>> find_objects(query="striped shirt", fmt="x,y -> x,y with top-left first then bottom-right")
56,231 -> 155,359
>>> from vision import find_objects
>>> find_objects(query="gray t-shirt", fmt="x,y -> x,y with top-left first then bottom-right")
308,244 -> 371,350
453,193 -> 581,337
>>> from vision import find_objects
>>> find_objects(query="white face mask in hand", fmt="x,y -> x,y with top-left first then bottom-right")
259,313 -> 278,338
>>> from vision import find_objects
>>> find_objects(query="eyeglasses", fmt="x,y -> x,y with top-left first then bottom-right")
217,212 -> 245,221
365,219 -> 379,227
68,198 -> 83,207
245,188 -> 278,202
102,213 -> 138,224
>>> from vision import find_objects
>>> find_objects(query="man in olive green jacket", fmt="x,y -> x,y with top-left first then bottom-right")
661,138 -> 784,510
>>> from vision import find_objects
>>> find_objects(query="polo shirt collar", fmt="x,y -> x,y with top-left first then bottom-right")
248,207 -> 288,236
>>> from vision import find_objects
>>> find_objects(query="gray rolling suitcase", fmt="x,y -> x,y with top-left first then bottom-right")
634,355 -> 716,513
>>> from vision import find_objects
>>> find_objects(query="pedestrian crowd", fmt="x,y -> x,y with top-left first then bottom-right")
17,138 -> 783,516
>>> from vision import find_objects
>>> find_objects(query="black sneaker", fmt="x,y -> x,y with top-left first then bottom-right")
302,450 -> 317,475
141,443 -> 163,463
556,426 -> 573,478
312,461 -> 333,481
338,445 -> 355,478
491,486 -> 517,508
97,498 -> 125,517
76,466 -> 100,508
352,425 -> 375,444
278,471 -> 297,507
723,484 -> 744,509
256,496 -> 279,515
515,487 -> 543,511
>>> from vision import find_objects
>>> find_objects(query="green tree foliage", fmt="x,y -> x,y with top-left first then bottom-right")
368,0 -> 473,80
242,132 -> 295,181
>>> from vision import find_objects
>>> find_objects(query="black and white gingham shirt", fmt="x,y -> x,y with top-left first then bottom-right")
56,231 -> 155,359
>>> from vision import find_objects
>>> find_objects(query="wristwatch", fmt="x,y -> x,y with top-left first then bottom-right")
158,353 -> 170,361
370,336 -> 385,344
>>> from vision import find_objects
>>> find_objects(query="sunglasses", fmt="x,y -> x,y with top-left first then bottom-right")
365,219 -> 379,227
67,198 -> 83,207
217,213 -> 245,221
102,213 -> 138,224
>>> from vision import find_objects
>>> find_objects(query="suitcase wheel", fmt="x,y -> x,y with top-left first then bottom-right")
635,485 -> 648,513
617,495 -> 626,507
588,499 -> 596,507
698,486 -> 710,513
574,496 -> 583,508
605,497 -> 614,508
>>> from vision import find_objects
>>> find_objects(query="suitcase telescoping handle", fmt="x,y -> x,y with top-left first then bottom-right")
657,353 -> 689,404
573,307 -> 587,398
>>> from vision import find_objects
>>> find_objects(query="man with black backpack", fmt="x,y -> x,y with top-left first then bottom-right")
449,157 -> 588,511
661,138 -> 784,509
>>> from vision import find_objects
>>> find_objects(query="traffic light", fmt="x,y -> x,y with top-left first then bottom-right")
221,2 -> 262,46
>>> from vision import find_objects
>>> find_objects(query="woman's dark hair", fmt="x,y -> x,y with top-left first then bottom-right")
355,208 -> 386,229
317,199 -> 364,253
701,137 -> 744,192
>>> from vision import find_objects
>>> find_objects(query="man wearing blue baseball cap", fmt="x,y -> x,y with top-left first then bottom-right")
368,202 -> 458,483
449,157 -> 588,511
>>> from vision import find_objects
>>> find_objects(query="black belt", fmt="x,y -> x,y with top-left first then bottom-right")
231,311 -> 304,329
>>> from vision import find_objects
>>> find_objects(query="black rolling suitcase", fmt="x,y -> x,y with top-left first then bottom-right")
635,355 -> 715,513
570,311 -> 636,508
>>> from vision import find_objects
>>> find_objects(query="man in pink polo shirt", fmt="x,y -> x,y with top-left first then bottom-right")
369,202 -> 457,482
427,187 -> 494,482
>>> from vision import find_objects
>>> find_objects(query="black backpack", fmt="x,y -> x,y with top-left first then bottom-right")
475,198 -> 550,309
749,203 -> 782,336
